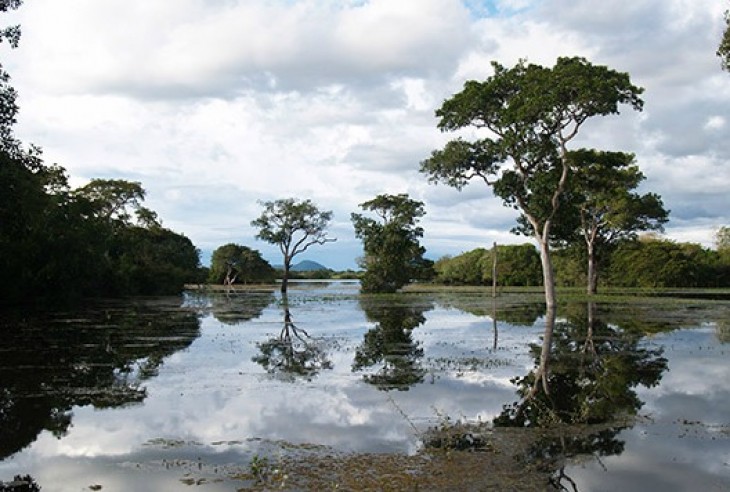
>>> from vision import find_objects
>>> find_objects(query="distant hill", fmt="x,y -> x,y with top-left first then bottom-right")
293,260 -> 329,271
274,260 -> 330,272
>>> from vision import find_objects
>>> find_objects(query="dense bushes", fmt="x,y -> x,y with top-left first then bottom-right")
433,238 -> 730,289
0,152 -> 202,305
208,243 -> 275,285
607,238 -> 729,288
434,244 -> 542,286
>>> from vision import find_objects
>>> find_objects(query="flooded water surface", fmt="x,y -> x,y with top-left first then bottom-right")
1,282 -> 728,491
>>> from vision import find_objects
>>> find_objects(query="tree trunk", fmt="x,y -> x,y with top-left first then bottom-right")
538,239 -> 557,310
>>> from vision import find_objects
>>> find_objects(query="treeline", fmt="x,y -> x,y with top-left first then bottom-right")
434,236 -> 730,289
0,154 -> 203,305
435,244 -> 541,286
555,236 -> 730,289
0,7 -> 203,306
206,242 -> 360,285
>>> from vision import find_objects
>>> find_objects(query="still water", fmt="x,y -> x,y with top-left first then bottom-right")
0,281 -> 728,491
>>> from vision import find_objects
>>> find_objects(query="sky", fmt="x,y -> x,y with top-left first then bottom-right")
4,0 -> 729,270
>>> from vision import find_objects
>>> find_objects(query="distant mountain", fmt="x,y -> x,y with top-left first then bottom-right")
273,260 -> 330,272
292,260 -> 329,271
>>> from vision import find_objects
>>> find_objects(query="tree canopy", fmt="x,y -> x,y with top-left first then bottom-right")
608,237 -> 728,288
208,243 -> 275,285
0,3 -> 202,305
74,179 -> 148,225
434,244 -> 541,287
719,8 -> 730,71
351,193 -> 431,293
716,226 -> 730,252
0,0 -> 21,154
421,56 -> 644,309
252,198 -> 335,293
513,149 -> 669,294
0,157 -> 203,303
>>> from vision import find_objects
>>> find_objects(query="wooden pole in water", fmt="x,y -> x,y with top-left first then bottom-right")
492,241 -> 498,298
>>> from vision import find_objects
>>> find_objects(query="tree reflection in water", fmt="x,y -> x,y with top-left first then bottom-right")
209,290 -> 275,326
252,294 -> 332,381
352,296 -> 433,391
0,300 -> 201,461
494,303 -> 668,490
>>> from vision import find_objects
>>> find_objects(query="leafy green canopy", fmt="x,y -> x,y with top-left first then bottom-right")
434,244 -> 541,286
422,57 -> 643,308
608,237 -> 729,288
208,243 -> 274,284
252,198 -> 334,292
719,9 -> 730,71
0,2 -> 202,304
0,0 -> 21,154
510,149 -> 668,293
422,57 -> 643,235
351,194 -> 430,293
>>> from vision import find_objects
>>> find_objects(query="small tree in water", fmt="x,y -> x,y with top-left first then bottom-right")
351,193 -> 428,293
252,198 -> 335,293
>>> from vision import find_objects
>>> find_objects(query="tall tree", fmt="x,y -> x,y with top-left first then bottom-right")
421,57 -> 643,309
719,8 -> 730,71
73,179 -> 146,225
567,150 -> 667,294
515,149 -> 668,294
421,57 -> 643,395
351,193 -> 427,293
251,198 -> 335,293
0,0 -> 22,154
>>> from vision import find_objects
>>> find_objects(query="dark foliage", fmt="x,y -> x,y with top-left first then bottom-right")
0,4 -> 201,305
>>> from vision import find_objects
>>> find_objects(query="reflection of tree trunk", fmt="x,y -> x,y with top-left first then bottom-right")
281,262 -> 290,294
529,238 -> 557,398
583,302 -> 597,356
586,240 -> 597,295
280,294 -> 309,341
492,297 -> 498,351
530,305 -> 556,397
